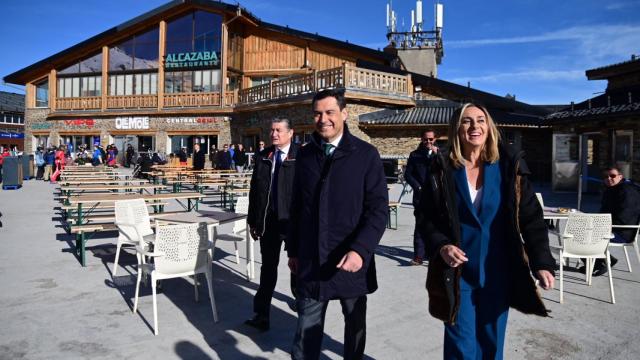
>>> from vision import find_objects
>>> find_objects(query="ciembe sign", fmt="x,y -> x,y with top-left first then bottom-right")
115,117 -> 150,130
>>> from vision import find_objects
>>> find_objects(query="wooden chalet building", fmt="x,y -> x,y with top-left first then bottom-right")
546,55 -> 640,187
4,0 -> 550,177
0,92 -> 25,151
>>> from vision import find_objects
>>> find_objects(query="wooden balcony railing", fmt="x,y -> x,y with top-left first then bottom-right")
56,97 -> 101,111
238,65 -> 411,105
224,90 -> 238,107
107,95 -> 157,109
164,92 -> 221,107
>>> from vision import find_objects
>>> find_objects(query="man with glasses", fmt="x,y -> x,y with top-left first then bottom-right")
586,166 -> 640,276
404,129 -> 439,265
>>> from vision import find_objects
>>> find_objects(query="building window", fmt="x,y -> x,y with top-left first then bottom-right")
109,27 -> 159,71
57,76 -> 102,97
166,11 -> 222,55
109,73 -> 157,96
35,80 -> 49,107
165,70 -> 220,93
250,76 -> 274,87
58,52 -> 103,75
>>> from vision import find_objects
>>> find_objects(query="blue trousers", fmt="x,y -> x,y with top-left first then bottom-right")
444,287 -> 509,360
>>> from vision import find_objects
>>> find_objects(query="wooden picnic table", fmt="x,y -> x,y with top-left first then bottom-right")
67,191 -> 205,266
58,179 -> 148,185
59,184 -> 166,198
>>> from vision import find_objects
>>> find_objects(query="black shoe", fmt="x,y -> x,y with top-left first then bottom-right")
245,315 -> 270,332
592,265 -> 608,277
610,257 -> 618,268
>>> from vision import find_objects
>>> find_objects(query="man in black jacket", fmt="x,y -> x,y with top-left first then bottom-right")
588,166 -> 640,276
192,143 -> 205,170
216,144 -> 232,170
404,129 -> 438,265
288,89 -> 388,359
245,118 -> 298,331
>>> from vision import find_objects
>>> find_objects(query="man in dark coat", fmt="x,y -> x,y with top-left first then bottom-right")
216,144 -> 232,170
245,118 -> 298,331
125,144 -> 135,168
192,143 -> 205,170
588,166 -> 640,275
404,129 -> 439,265
209,145 -> 218,169
288,89 -> 388,359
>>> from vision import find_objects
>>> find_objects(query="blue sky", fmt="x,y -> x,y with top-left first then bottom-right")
1,0 -> 638,104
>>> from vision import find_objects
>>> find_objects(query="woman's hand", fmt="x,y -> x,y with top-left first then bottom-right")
536,270 -> 555,290
439,245 -> 468,268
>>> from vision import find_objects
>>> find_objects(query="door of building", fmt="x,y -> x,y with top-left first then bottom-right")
552,133 -> 579,191
613,130 -> 633,179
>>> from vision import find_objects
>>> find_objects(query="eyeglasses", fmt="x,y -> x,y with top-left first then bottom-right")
606,174 -> 620,179
422,138 -> 435,142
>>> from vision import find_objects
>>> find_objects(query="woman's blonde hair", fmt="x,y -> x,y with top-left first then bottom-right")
447,103 -> 501,168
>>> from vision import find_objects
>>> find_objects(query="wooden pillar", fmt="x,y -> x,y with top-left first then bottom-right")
158,20 -> 166,110
101,46 -> 108,111
221,21 -> 228,107
49,69 -> 57,111
25,83 -> 35,108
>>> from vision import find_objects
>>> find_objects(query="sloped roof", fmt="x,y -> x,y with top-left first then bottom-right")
586,56 -> 640,80
359,99 -> 546,127
545,85 -> 640,123
4,0 -> 392,85
0,92 -> 25,113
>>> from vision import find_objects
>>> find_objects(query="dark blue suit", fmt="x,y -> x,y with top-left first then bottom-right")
444,162 -> 510,360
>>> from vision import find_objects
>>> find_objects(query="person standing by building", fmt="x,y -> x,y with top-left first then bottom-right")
43,147 -> 55,181
229,143 -> 236,169
192,143 -> 205,170
125,144 -> 135,168
233,143 -> 248,172
178,147 -> 188,166
35,147 -> 45,180
216,144 -> 232,170
288,89 -> 388,359
0,145 -> 10,183
404,129 -> 439,265
245,118 -> 298,331
418,103 -> 555,359
209,145 -> 218,169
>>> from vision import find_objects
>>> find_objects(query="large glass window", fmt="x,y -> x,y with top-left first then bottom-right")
109,73 -> 157,96
166,11 -> 222,55
35,80 -> 49,107
57,76 -> 102,97
165,70 -> 220,93
109,27 -> 159,71
58,53 -> 103,75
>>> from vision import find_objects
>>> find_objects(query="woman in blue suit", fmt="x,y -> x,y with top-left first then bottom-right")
419,103 -> 556,359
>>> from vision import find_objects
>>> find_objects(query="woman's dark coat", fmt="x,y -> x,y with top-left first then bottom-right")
287,127 -> 388,301
418,145 -> 556,324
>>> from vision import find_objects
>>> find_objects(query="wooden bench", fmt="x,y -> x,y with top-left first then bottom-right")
65,210 -> 187,225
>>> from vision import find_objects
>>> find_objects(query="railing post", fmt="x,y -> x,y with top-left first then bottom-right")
313,70 -> 318,92
407,74 -> 413,97
342,62 -> 347,87
269,79 -> 274,100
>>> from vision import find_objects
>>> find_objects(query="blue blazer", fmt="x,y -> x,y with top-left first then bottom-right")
454,162 -> 507,289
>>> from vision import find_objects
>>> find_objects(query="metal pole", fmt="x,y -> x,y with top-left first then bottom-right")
577,135 -> 584,211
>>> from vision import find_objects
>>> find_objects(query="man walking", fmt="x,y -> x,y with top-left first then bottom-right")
404,129 -> 438,265
246,118 -> 298,331
288,89 -> 388,359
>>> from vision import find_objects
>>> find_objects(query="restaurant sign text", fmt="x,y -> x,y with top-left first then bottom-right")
64,119 -> 95,129
165,51 -> 220,69
115,117 -> 150,130
166,117 -> 227,124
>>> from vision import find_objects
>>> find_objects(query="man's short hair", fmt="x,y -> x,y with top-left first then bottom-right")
312,88 -> 346,110
605,165 -> 623,174
421,129 -> 436,138
272,117 -> 293,130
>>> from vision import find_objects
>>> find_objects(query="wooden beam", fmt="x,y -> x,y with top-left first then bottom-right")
25,83 -> 35,108
101,46 -> 108,111
221,20 -> 228,108
49,70 -> 57,112
47,107 -> 234,119
158,20 -> 166,110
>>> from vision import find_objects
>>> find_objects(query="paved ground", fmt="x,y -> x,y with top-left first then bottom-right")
0,173 -> 639,359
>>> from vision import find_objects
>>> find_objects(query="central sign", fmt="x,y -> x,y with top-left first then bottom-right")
166,117 -> 227,124
115,117 -> 150,130
165,51 -> 220,69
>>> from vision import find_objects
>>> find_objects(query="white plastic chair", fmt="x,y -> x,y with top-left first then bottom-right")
114,199 -> 154,275
215,196 -> 249,262
133,223 -> 217,335
609,221 -> 640,272
535,192 -> 544,208
558,213 -> 615,304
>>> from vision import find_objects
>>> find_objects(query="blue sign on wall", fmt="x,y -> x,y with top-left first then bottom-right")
0,132 -> 24,139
